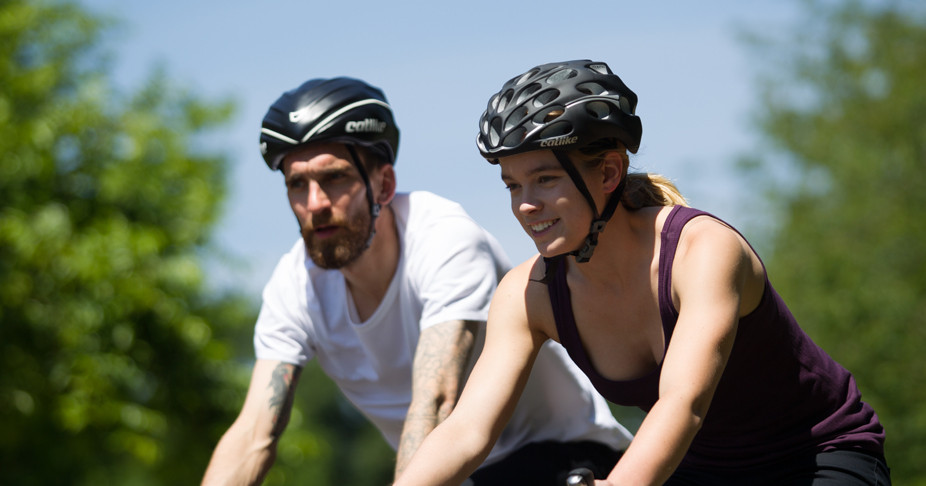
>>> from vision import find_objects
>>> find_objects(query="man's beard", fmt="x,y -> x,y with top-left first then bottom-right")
302,207 -> 372,269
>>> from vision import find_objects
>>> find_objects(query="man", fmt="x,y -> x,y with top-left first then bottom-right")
201,77 -> 632,485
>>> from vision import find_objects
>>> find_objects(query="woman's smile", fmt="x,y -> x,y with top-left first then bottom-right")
528,218 -> 559,235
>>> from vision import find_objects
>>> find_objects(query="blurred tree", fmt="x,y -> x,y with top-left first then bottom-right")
740,0 -> 926,483
0,0 -> 256,483
0,0 -> 395,484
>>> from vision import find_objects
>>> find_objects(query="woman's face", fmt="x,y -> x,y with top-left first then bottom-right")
498,150 -> 595,257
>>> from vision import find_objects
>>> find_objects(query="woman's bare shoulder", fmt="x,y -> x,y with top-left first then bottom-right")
494,254 -> 557,339
496,255 -> 537,297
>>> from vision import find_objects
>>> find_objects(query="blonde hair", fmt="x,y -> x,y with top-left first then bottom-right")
623,172 -> 688,210
576,140 -> 688,210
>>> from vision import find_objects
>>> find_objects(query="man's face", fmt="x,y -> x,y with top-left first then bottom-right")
282,143 -> 372,269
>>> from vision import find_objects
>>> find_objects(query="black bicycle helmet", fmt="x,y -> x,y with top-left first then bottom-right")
476,60 -> 643,262
260,77 -> 399,171
260,77 -> 400,247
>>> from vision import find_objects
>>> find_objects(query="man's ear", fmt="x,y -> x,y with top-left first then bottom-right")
600,151 -> 625,194
376,164 -> 397,205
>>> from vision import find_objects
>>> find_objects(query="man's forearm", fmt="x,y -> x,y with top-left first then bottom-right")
202,361 -> 301,486
202,428 -> 277,486
394,321 -> 479,478
395,408 -> 441,477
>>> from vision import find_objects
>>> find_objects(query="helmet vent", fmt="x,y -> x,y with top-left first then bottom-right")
533,89 -> 559,108
576,81 -> 607,96
488,117 -> 502,147
515,69 -> 540,86
585,100 -> 613,120
497,89 -> 514,112
538,121 -> 572,139
502,127 -> 527,148
619,97 -> 633,115
535,106 -> 565,124
505,106 -> 529,130
517,83 -> 541,104
490,93 -> 500,111
546,68 -> 577,85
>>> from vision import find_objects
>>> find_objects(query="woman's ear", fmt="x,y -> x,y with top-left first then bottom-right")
600,151 -> 625,194
376,164 -> 397,205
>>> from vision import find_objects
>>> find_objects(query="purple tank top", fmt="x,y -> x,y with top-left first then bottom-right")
548,206 -> 884,469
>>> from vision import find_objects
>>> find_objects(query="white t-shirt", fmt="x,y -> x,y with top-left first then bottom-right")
254,191 -> 632,465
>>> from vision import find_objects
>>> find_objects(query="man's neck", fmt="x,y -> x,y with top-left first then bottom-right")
340,204 -> 399,322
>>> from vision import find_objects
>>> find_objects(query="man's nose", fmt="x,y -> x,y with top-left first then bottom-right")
306,181 -> 331,213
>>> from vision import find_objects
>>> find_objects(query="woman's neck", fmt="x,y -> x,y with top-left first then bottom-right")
566,205 -> 668,289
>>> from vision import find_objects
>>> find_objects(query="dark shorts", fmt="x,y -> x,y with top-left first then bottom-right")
468,440 -> 622,486
666,450 -> 891,486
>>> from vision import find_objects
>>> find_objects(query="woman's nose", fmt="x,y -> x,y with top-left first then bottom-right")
517,188 -> 542,215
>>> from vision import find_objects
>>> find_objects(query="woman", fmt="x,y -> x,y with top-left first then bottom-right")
394,60 -> 889,485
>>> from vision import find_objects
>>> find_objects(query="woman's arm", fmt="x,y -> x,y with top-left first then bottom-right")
394,266 -> 548,486
602,218 -> 762,485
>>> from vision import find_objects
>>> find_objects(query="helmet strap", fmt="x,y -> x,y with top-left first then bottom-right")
552,151 -> 625,263
346,144 -> 381,248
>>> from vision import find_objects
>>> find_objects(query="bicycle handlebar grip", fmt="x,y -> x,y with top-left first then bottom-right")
565,467 -> 594,486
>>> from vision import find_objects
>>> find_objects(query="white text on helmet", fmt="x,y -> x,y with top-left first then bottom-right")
346,118 -> 387,133
539,135 -> 579,148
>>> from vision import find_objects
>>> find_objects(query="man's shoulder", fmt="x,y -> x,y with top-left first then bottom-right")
274,238 -> 308,271
397,191 -> 482,237
400,191 -> 466,215
397,192 -> 511,272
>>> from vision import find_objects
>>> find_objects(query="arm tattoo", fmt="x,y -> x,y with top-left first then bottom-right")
267,363 -> 298,438
412,321 -> 477,414
395,321 -> 478,477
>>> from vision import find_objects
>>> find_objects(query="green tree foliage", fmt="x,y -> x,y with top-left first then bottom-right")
0,1 -> 396,484
0,0 -> 257,483
741,0 -> 926,482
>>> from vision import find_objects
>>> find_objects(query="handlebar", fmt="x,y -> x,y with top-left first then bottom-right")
565,467 -> 594,486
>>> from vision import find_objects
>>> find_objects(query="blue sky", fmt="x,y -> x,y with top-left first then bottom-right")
78,0 -> 798,293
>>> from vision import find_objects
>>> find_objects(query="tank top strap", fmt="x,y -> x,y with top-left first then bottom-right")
658,206 -> 717,330
545,256 -> 596,374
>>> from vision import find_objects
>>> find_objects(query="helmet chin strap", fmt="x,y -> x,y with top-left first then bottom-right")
552,152 -> 626,263
345,144 -> 381,249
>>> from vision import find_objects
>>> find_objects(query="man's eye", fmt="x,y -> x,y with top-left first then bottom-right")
324,172 -> 353,184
